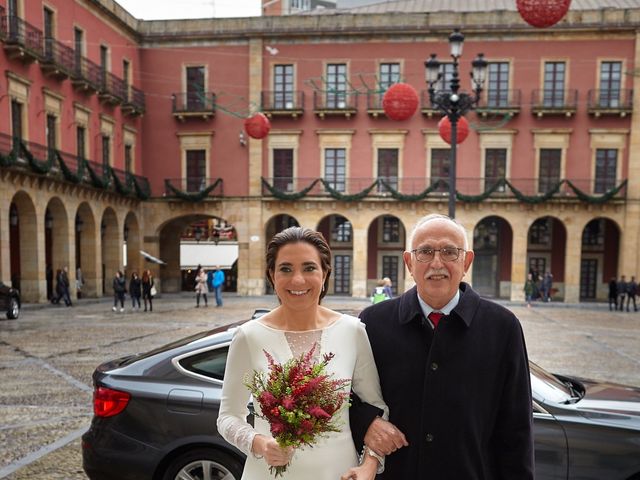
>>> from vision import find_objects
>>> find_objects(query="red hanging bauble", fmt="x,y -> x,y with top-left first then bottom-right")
382,83 -> 419,121
516,0 -> 571,28
244,113 -> 271,139
438,116 -> 470,145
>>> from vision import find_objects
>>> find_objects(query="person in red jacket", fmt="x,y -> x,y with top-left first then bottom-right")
350,213 -> 534,479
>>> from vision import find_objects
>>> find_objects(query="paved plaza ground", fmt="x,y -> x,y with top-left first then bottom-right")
1,293 -> 639,479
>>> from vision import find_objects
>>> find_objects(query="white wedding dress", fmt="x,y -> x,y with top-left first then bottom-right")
217,314 -> 388,480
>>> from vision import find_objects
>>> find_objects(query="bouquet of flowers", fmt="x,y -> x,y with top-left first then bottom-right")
244,342 -> 350,477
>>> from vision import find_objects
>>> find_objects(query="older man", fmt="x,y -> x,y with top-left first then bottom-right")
350,214 -> 534,479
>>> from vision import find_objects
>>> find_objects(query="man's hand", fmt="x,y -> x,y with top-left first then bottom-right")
364,417 -> 408,456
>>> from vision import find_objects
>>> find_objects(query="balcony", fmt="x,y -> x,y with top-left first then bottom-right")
41,37 -> 75,80
1,15 -> 43,62
587,89 -> 633,118
71,55 -> 103,94
172,92 -> 216,121
164,177 -> 223,200
366,93 -> 386,118
420,90 -> 442,118
261,91 -> 304,118
313,92 -> 357,118
531,89 -> 578,117
476,89 -> 522,118
122,85 -> 146,117
98,71 -> 127,105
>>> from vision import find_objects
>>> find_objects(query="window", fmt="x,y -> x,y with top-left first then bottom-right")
101,135 -> 110,168
74,28 -> 83,70
76,126 -> 86,159
599,61 -> 622,108
186,149 -> 206,192
273,64 -> 294,109
382,216 -> 400,243
378,148 -> 398,191
11,99 -> 23,141
8,0 -> 17,16
46,114 -> 56,152
179,346 -> 229,381
326,64 -> 347,109
382,256 -> 399,295
43,7 -> 54,58
124,145 -> 133,173
324,148 -> 346,192
273,148 -> 294,191
431,148 -> 450,192
333,255 -> 351,294
332,217 -> 352,243
100,45 -> 108,86
538,148 -> 561,193
487,62 -> 510,107
291,0 -> 310,10
435,63 -> 455,92
529,218 -> 551,246
485,148 -> 506,190
543,62 -> 566,107
122,59 -> 130,95
379,63 -> 400,90
594,148 -> 617,193
582,219 -> 604,247
186,66 -> 206,110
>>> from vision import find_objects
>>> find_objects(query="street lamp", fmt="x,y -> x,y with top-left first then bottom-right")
425,29 -> 487,218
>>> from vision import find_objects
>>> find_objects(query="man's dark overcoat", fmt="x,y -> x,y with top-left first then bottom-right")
350,282 -> 534,480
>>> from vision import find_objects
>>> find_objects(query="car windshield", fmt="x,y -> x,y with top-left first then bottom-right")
118,330 -> 221,366
530,362 -> 574,404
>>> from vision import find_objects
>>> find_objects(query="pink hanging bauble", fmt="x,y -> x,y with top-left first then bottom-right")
517,0 -> 571,28
438,116 -> 470,145
244,113 -> 271,139
382,83 -> 419,121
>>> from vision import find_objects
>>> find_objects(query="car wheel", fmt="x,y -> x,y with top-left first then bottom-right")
162,448 -> 243,480
6,297 -> 19,320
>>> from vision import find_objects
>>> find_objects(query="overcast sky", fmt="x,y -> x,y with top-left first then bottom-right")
115,0 -> 261,20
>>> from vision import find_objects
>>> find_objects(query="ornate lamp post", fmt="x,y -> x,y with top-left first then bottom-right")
425,29 -> 488,218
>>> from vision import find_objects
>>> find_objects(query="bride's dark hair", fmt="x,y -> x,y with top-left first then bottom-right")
265,226 -> 332,302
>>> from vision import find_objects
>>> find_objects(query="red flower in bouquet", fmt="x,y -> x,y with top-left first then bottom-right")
244,342 -> 350,477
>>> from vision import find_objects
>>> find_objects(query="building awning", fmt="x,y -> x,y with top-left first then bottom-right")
180,242 -> 239,270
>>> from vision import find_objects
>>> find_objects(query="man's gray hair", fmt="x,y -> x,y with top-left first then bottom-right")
408,214 -> 469,250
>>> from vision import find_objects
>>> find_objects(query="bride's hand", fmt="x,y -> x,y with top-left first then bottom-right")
340,455 -> 378,480
252,435 -> 293,467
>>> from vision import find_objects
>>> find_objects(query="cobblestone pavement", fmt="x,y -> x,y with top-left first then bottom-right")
1,294 -> 639,479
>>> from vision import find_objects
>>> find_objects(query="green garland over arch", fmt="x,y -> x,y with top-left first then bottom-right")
379,178 -> 448,202
320,178 -> 379,201
111,168 -> 134,195
86,161 -> 112,189
456,178 -> 507,203
0,148 -> 17,168
132,176 -> 151,200
165,178 -> 223,202
56,151 -> 86,184
22,142 -> 54,174
565,179 -> 627,204
261,177 -> 321,200
504,179 -> 563,204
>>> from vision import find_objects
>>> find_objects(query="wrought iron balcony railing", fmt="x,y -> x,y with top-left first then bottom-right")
71,55 -> 103,93
122,85 -> 146,116
1,15 -> 44,62
41,36 -> 75,79
261,91 -> 304,117
172,92 -> 216,120
587,89 -> 633,117
99,70 -> 127,105
476,89 -> 522,117
313,91 -> 358,118
531,89 -> 578,117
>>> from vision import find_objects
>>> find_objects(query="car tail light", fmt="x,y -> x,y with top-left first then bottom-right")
93,386 -> 130,417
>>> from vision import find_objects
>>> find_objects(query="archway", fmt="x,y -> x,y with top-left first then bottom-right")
526,216 -> 567,302
75,203 -> 97,297
366,215 -> 406,297
472,216 -> 512,298
264,214 -> 300,294
9,192 -> 39,301
44,197 -> 70,300
100,208 -> 120,295
579,218 -> 620,301
123,211 -> 141,280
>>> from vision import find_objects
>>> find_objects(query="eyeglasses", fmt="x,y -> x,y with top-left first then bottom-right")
411,247 -> 465,263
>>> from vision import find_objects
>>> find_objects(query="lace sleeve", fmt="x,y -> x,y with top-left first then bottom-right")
216,327 -> 258,456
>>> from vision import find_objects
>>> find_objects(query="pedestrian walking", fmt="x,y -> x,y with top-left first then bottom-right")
617,275 -> 627,311
626,276 -> 638,312
212,266 -> 225,307
608,277 -> 618,311
541,271 -> 553,302
371,279 -> 390,305
195,267 -> 208,307
52,266 -> 72,306
142,270 -> 154,312
382,277 -> 394,299
129,272 -> 142,309
76,267 -> 84,300
524,273 -> 536,307
112,271 -> 126,312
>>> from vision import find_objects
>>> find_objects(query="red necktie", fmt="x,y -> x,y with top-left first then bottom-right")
429,311 -> 444,328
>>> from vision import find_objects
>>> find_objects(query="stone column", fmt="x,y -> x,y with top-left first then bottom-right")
157,230 -> 181,293
563,222 -> 582,303
509,215 -> 529,301
0,201 -> 10,285
237,199 -> 265,295
351,221 -> 368,298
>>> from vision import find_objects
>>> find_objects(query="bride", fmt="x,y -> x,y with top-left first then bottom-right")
217,227 -> 388,479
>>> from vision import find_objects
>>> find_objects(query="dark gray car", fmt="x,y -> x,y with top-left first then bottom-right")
0,281 -> 20,320
82,318 -> 640,480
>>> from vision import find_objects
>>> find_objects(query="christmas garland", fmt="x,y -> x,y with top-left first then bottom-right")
132,175 -> 151,200
56,151 -> 86,184
457,178 -> 507,203
379,178 -> 448,202
565,179 -> 627,204
0,148 -> 17,167
320,178 -> 379,201
504,179 -> 563,204
111,168 -> 134,195
261,177 -> 321,200
22,142 -> 54,174
86,161 -> 112,189
165,178 -> 223,202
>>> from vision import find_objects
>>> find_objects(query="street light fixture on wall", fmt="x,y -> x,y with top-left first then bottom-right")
425,29 -> 487,218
